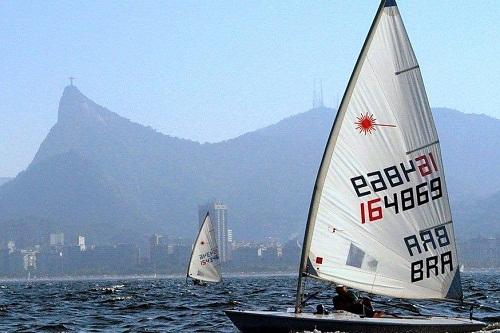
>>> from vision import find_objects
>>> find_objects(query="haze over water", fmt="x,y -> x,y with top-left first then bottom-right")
0,272 -> 498,332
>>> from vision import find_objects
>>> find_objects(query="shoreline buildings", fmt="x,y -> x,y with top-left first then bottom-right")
198,200 -> 230,262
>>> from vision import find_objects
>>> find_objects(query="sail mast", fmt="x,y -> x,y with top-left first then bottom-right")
294,0 -> 388,312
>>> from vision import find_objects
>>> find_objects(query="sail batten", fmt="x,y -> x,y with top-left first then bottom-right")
395,65 -> 420,75
295,0 -> 462,309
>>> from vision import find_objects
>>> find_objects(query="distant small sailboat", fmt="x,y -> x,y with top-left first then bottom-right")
187,212 -> 222,285
226,0 -> 486,332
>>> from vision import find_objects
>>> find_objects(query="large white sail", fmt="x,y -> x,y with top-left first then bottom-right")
187,213 -> 222,283
297,0 -> 462,304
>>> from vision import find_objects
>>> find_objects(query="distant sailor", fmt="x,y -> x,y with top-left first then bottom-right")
333,286 -> 384,318
192,278 -> 206,286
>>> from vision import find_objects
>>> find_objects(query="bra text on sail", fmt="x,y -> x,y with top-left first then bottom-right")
404,225 -> 453,283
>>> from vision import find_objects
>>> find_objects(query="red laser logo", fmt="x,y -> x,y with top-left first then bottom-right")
355,112 -> 396,135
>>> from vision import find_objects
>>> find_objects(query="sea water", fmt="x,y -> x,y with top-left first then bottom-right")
0,272 -> 498,332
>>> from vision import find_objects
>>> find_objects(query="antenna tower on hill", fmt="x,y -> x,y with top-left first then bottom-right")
313,79 -> 324,109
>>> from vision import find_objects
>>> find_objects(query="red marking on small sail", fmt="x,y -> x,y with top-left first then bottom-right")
316,257 -> 323,264
355,112 -> 396,134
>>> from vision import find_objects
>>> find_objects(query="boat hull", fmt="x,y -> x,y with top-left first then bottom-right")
225,310 -> 486,333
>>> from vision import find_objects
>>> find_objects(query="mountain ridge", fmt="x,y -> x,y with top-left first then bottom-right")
0,87 -> 498,245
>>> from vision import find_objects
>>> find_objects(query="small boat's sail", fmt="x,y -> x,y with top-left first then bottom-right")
296,0 -> 462,307
187,212 -> 222,283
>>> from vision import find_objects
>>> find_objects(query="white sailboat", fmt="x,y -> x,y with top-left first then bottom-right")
226,0 -> 486,331
187,212 -> 222,285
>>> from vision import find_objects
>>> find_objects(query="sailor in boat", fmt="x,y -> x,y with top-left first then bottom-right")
192,278 -> 207,286
314,304 -> 329,315
333,285 -> 384,318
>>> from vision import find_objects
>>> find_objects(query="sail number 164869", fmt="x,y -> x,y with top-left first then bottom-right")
359,177 -> 442,224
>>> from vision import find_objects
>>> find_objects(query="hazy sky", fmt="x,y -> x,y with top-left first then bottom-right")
1,1 -> 498,177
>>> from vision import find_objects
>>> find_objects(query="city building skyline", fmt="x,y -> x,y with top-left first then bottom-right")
199,200 -> 230,263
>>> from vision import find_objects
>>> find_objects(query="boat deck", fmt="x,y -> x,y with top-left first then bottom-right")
225,309 -> 486,333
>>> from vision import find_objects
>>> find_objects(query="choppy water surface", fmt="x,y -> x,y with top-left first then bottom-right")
0,272 -> 498,332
